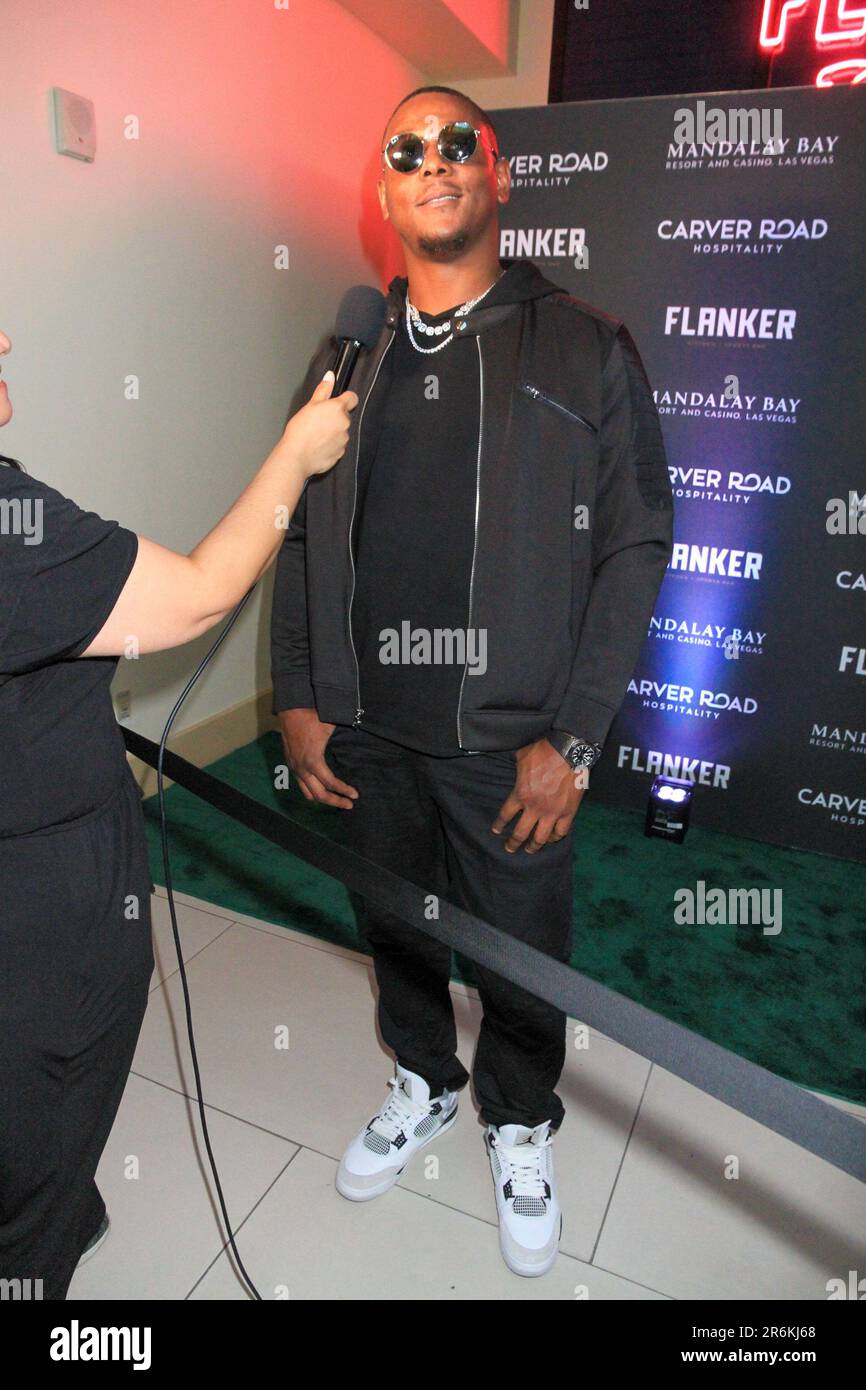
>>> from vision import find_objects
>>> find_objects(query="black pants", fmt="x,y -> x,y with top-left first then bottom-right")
0,765 -> 154,1300
325,725 -> 575,1130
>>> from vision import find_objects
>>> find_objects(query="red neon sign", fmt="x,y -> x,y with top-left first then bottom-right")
760,0 -> 866,47
759,0 -> 866,83
760,0 -> 809,47
815,56 -> 866,77
815,0 -> 866,43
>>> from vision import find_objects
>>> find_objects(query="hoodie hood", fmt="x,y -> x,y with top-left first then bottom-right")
386,258 -> 565,318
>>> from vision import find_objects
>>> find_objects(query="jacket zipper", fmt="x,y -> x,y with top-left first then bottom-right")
347,334 -> 395,727
456,335 -> 484,751
520,381 -> 598,434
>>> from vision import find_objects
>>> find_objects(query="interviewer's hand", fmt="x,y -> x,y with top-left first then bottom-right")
278,708 -> 359,809
491,737 -> 586,853
283,370 -> 358,477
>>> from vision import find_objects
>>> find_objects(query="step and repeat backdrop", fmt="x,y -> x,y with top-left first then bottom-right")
493,85 -> 864,861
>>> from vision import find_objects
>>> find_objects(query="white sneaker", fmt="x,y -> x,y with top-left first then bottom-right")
485,1120 -> 562,1277
336,1063 -> 459,1201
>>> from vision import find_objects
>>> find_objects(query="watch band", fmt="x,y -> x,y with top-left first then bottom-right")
547,729 -> 603,769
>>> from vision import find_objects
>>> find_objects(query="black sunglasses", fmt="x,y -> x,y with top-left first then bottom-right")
382,120 -> 499,174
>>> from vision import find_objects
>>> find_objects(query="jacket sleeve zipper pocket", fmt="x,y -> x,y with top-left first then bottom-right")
520,381 -> 598,434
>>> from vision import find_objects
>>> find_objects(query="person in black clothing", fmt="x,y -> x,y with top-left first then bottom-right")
271,86 -> 674,1278
0,327 -> 357,1299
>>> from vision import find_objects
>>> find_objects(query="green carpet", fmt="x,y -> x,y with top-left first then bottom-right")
141,732 -> 866,1106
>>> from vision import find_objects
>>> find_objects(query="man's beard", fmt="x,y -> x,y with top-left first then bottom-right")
416,229 -> 470,260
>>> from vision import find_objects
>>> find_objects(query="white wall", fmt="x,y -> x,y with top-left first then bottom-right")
0,0 -> 550,744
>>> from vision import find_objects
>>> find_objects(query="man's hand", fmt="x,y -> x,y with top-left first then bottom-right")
278,708 -> 359,809
491,737 -> 587,853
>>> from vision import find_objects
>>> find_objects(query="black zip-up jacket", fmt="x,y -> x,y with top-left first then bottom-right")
270,258 -> 674,752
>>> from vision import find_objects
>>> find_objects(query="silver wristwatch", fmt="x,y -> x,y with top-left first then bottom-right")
546,729 -> 603,769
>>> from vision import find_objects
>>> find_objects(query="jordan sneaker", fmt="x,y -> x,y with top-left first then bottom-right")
485,1119 -> 562,1276
336,1063 -> 459,1201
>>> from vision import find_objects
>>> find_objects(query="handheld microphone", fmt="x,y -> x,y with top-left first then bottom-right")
332,285 -> 387,394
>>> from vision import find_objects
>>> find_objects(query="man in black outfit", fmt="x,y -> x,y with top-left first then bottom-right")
271,85 -> 674,1278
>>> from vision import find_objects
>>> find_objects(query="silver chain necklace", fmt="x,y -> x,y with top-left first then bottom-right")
405,268 -> 505,353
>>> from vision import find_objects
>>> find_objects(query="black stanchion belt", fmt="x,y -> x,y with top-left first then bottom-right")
123,726 -> 866,1183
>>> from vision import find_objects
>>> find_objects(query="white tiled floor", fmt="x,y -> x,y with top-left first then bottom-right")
67,886 -> 866,1301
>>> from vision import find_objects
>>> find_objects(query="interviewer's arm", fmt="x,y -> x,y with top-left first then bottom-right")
79,372 -> 356,657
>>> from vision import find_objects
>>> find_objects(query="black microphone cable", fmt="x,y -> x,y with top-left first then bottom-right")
149,284 -> 385,1299
155,582 -> 263,1301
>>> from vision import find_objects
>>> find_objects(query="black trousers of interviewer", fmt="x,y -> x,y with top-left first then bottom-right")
0,765 -> 154,1300
325,724 -> 576,1130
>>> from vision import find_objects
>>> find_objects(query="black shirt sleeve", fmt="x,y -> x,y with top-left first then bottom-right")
0,468 -> 139,675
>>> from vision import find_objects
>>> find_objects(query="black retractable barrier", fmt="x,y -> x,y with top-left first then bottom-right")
124,727 -> 866,1184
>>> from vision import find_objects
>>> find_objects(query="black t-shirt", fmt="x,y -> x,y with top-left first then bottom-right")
0,466 -> 139,835
350,296 -> 481,755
